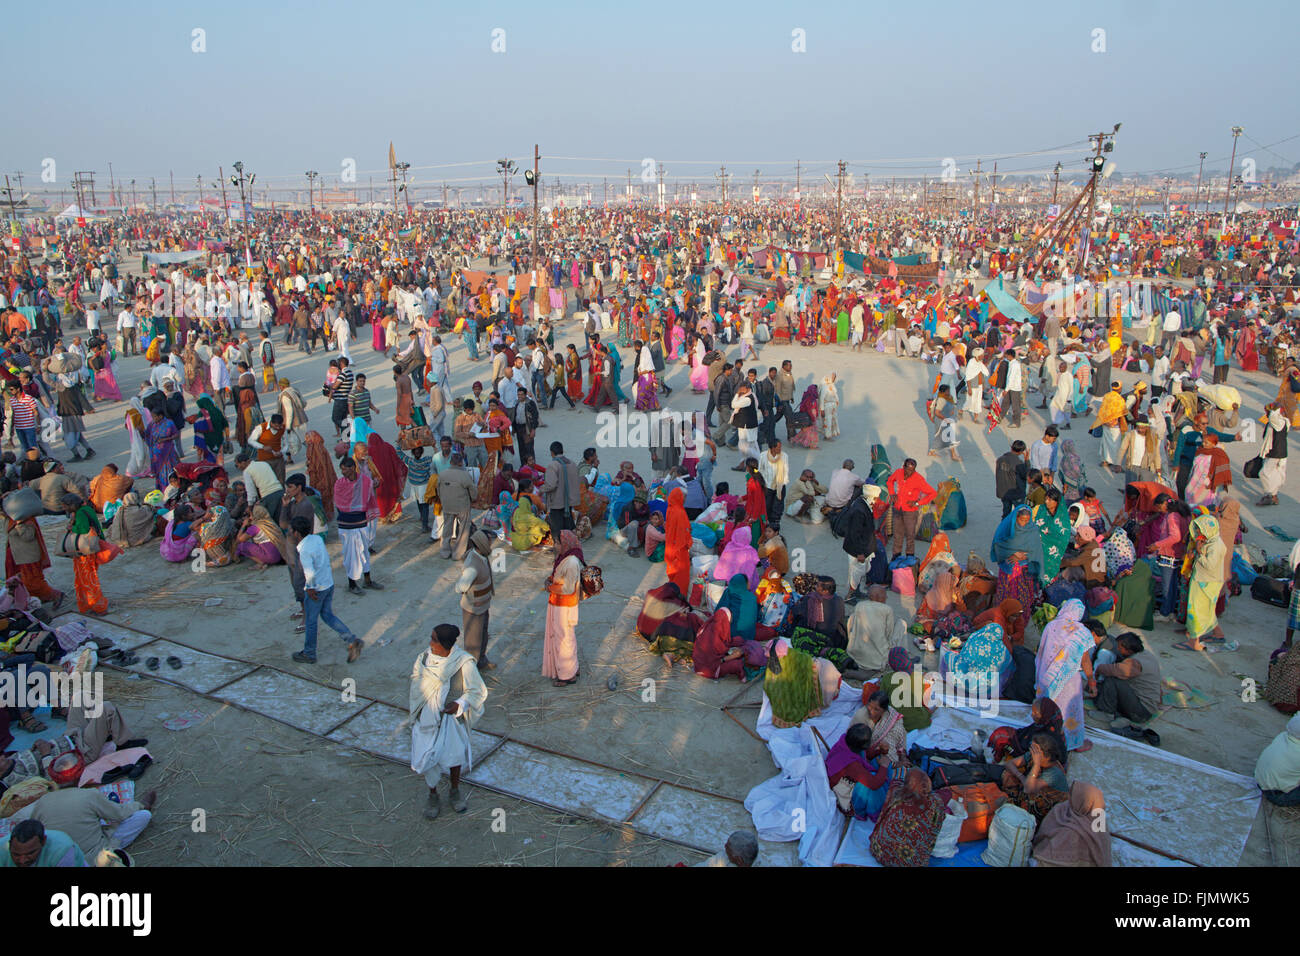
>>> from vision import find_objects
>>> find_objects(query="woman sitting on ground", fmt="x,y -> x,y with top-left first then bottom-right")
233,505 -> 286,569
999,732 -> 1071,824
849,690 -> 909,768
988,696 -> 1069,769
1031,781 -> 1112,867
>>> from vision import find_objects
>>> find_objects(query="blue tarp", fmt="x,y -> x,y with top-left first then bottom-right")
981,280 -> 1035,324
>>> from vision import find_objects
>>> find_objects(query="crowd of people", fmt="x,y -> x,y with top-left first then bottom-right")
2,195 -> 1300,867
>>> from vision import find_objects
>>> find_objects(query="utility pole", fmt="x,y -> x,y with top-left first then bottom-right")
531,144 -> 540,276
3,175 -> 18,224
923,178 -> 928,217
970,159 -> 981,222
169,170 -> 175,205
1195,151 -> 1207,215
603,178 -> 608,207
218,169 -> 229,220
1051,163 -> 1061,206
396,163 -> 411,213
716,165 -> 729,209
305,170 -> 319,213
626,169 -> 632,201
658,164 -> 666,212
1222,126 -> 1243,228
795,160 -> 801,201
129,179 -> 136,210
11,171 -> 23,196
989,162 -> 998,222
150,177 -> 157,211
835,159 -> 846,257
108,163 -> 115,205
496,158 -> 516,211
752,168 -> 760,203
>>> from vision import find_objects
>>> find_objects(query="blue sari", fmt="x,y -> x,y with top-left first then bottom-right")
462,317 -> 478,360
609,347 -> 629,403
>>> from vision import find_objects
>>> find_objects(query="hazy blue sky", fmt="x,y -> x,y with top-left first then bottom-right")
6,0 -> 1298,195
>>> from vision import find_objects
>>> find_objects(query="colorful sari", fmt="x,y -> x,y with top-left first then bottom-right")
1034,501 -> 1072,583
990,504 -> 1041,608
197,505 -> 234,567
1034,599 -> 1092,751
144,416 -> 181,489
305,430 -> 337,520
367,432 -> 407,523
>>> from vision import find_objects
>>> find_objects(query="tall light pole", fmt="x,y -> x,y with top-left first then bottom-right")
229,161 -> 255,268
526,144 -> 540,277
305,170 -> 319,213
496,158 -> 517,210
1051,163 -> 1061,206
1222,126 -> 1243,228
395,162 -> 410,214
1195,151 -> 1207,215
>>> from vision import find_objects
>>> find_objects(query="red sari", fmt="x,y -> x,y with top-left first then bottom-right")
664,487 -> 692,595
1234,326 -> 1259,372
366,433 -> 408,523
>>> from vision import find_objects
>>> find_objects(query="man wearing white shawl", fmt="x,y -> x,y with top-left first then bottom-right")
410,623 -> 489,819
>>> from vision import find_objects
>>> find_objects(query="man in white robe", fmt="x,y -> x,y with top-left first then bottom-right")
409,623 -> 488,819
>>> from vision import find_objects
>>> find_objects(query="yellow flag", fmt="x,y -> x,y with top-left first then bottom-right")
388,142 -> 396,170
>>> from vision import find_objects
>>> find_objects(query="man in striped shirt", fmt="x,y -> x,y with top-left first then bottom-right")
397,444 -> 433,533
330,358 -> 355,438
7,385 -> 39,454
347,374 -> 377,426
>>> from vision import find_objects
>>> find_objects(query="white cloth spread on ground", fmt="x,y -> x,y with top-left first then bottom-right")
408,646 -> 488,782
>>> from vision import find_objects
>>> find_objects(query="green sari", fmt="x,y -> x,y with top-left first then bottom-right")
1033,502 -> 1072,583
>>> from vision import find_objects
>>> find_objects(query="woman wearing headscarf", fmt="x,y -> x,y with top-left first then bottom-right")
1090,382 -> 1128,473
191,394 -> 229,465
692,606 -> 746,680
990,504 -> 1041,609
1034,487 -> 1072,584
195,504 -> 235,567
234,504 -> 286,568
974,598 -> 1026,650
1035,599 -> 1095,752
663,487 -> 691,596
1177,514 -> 1227,652
859,647 -> 933,731
144,407 -> 180,490
715,573 -> 760,642
789,384 -> 820,449
62,493 -> 110,615
366,432 -> 408,525
1057,438 -> 1087,503
106,491 -> 158,548
1256,404 -> 1288,507
952,622 -> 1010,695
1032,782 -> 1112,867
713,525 -> 760,589
124,397 -> 152,479
4,511 -> 62,608
988,697 -> 1070,768
1185,433 -> 1231,509
509,496 -> 550,551
544,530 -> 584,686
819,373 -> 840,440
304,430 -> 337,521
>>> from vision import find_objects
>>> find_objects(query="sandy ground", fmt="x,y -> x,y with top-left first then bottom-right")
27,262 -> 1300,865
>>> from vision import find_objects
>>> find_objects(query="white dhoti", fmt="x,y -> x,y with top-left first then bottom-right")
412,707 -> 473,785
737,426 -> 759,457
407,480 -> 428,503
964,385 -> 984,416
1261,457 -> 1287,496
340,526 -> 371,579
1101,425 -> 1123,465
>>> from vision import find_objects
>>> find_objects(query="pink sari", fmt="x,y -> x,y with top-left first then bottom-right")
94,361 -> 122,402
